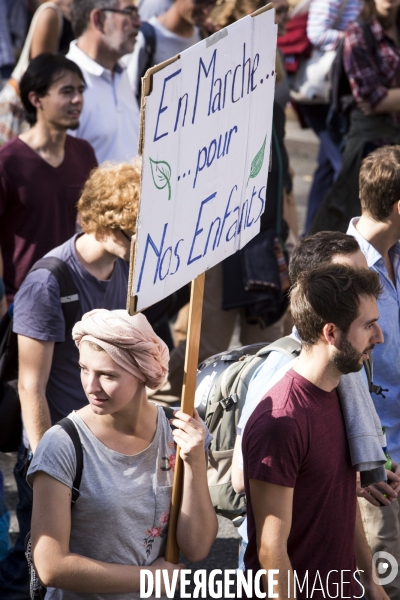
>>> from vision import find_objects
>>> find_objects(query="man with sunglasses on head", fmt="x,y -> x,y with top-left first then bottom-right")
67,0 -> 142,163
126,0 -> 217,100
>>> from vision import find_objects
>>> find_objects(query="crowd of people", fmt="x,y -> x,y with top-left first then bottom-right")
1,0 -> 400,598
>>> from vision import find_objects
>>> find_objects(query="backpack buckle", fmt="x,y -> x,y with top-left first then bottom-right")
219,394 -> 238,410
71,487 -> 80,504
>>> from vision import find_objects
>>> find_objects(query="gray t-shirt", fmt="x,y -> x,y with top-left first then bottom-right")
125,17 -> 201,98
13,234 -> 129,425
27,407 -> 212,600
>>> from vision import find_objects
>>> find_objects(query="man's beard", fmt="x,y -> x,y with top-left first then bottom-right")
333,335 -> 374,375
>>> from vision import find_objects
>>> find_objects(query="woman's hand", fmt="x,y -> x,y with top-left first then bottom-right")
149,558 -> 185,594
172,409 -> 218,561
170,408 -> 206,465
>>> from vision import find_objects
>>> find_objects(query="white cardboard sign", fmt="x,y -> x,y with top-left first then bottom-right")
132,7 -> 277,311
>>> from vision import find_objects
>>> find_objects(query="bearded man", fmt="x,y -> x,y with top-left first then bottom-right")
242,264 -> 390,600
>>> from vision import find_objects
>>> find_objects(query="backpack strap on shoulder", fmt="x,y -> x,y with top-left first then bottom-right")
256,336 -> 301,359
161,405 -> 174,420
363,354 -> 389,398
29,257 -> 80,336
137,21 -> 157,102
58,417 -> 83,505
161,404 -> 178,431
141,21 -> 157,72
363,355 -> 372,391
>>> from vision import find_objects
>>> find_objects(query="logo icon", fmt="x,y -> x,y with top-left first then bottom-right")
149,158 -> 172,201
372,551 -> 398,585
246,135 -> 267,187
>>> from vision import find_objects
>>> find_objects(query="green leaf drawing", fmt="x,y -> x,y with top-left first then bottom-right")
149,158 -> 172,200
247,135 -> 267,187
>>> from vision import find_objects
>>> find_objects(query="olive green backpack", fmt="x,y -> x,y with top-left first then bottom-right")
197,336 -> 302,525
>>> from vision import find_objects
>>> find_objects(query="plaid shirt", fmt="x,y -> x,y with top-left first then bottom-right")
344,18 -> 400,113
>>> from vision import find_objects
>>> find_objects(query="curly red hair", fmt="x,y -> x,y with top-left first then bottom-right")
77,159 -> 141,235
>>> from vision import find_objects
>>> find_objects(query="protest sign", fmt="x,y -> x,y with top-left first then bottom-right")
128,4 -> 278,562
129,4 -> 277,312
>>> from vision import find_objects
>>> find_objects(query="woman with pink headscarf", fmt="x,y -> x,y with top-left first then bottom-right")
27,309 -> 218,599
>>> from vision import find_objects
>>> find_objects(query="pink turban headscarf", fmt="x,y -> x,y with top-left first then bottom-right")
72,309 -> 169,389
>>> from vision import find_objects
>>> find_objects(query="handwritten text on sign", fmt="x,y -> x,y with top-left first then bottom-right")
133,8 -> 277,310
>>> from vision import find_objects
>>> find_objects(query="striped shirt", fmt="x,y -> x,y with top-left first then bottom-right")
307,0 -> 363,52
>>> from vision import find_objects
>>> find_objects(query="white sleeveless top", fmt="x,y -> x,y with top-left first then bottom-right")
11,2 -> 63,82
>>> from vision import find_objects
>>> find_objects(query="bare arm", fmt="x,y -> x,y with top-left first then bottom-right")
32,472 -> 179,592
232,434 -> 245,494
359,89 -> 400,116
18,335 -> 54,452
354,502 -> 390,600
172,409 -> 218,562
30,7 -> 60,58
250,479 -> 294,598
373,89 -> 400,114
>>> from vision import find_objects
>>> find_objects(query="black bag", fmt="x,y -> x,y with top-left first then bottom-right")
25,417 -> 83,600
0,257 -> 79,452
0,304 -> 20,452
221,122 -> 289,327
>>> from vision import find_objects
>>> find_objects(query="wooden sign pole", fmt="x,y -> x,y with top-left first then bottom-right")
165,271 -> 205,563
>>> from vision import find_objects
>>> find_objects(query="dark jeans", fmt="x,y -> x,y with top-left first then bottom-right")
0,444 -> 32,600
298,104 -> 343,235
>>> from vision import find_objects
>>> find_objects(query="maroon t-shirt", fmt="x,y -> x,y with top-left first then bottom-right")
242,369 -> 358,599
0,135 -> 97,302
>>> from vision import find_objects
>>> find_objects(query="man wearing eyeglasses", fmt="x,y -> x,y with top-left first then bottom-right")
66,0 -> 142,163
